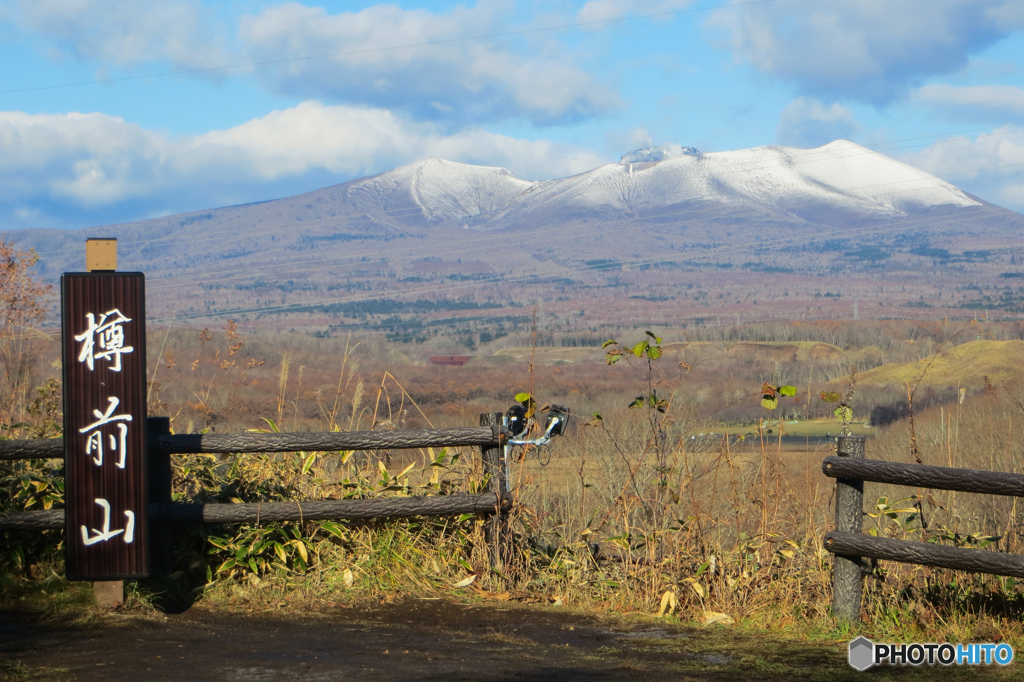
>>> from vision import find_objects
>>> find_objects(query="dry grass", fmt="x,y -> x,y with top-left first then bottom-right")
8,320 -> 1024,650
856,339 -> 1024,389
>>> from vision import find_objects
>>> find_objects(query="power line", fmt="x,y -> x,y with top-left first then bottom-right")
30,124 -> 1021,294
149,205 -> 1006,326
26,123 -> 1024,269
30,155 -> 1024,320
146,147 -> 1024,317
0,0 -> 776,97
138,154 -> 1024,293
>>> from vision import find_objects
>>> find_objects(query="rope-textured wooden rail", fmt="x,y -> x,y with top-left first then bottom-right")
822,455 -> 1024,498
0,426 -> 502,461
0,439 -> 61,460
0,493 -> 510,531
825,530 -> 1024,579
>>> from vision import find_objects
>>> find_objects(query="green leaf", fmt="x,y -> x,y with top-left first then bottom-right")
778,385 -> 797,397
834,405 -> 853,421
514,392 -> 532,402
646,346 -> 662,361
301,452 -> 316,476
645,330 -> 662,344
628,396 -> 645,409
320,521 -> 346,540
632,340 -> 649,357
601,339 -> 618,349
761,395 -> 779,410
820,391 -> 841,403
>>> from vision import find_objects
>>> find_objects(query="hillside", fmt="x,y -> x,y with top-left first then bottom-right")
852,339 -> 1024,389
7,140 -> 1024,339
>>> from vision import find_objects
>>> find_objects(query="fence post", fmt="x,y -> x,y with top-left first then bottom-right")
832,435 -> 866,621
479,412 -> 505,572
148,416 -> 174,576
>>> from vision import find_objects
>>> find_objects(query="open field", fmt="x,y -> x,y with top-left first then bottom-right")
6,315 -> 1024,676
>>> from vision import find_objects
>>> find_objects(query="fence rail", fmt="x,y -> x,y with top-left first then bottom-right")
0,493 -> 511,531
822,455 -> 1024,498
823,436 -> 1024,621
825,530 -> 1024,579
0,426 -> 502,461
1,416 -> 512,576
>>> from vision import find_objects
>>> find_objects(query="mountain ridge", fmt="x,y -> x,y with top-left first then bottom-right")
325,140 -> 980,231
7,139 -> 1024,331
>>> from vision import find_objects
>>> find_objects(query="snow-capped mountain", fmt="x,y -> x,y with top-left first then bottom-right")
11,138 -> 1016,311
330,140 -> 979,230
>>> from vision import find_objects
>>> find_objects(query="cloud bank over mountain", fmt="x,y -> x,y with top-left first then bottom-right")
0,102 -> 607,229
1,0 -> 1024,229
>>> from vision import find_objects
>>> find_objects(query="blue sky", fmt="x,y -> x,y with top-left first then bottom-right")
2,0 -> 1024,230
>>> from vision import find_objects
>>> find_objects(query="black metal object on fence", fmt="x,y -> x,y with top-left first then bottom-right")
823,435 -> 1024,621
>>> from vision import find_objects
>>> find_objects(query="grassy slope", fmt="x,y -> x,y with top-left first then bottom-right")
854,339 -> 1024,388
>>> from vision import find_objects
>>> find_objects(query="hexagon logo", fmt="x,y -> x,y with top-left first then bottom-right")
848,636 -> 874,671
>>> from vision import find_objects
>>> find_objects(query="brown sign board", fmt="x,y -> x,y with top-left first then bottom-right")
62,273 -> 148,580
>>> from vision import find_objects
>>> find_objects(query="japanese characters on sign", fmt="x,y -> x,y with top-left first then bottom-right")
74,310 -> 134,371
62,273 -> 148,581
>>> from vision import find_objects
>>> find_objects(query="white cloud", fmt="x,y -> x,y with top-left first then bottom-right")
776,97 -> 858,148
238,2 -> 621,125
8,0 -> 226,71
917,83 -> 1024,114
902,126 -> 1024,211
191,101 -> 607,181
0,102 -> 608,226
5,0 -> 620,125
0,110 -> 166,206
707,0 -> 1024,104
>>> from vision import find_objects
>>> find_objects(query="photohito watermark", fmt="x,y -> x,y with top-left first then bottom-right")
848,636 -> 1013,671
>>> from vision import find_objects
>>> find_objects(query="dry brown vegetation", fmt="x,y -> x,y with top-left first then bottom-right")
8,271 -> 1024,649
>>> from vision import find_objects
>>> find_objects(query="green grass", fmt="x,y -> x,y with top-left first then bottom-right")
775,418 -> 875,437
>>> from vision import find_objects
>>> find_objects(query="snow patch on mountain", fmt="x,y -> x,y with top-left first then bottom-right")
347,158 -> 536,224
340,140 -> 981,229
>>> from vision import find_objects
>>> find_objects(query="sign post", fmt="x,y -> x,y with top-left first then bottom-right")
62,240 -> 148,589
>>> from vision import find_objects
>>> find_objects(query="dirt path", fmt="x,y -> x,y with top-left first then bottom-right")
0,600 -> 975,681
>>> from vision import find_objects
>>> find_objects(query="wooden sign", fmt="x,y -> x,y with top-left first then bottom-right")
62,273 -> 148,580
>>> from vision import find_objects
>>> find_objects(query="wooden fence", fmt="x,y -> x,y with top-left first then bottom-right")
823,436 -> 1024,620
0,413 -> 512,573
